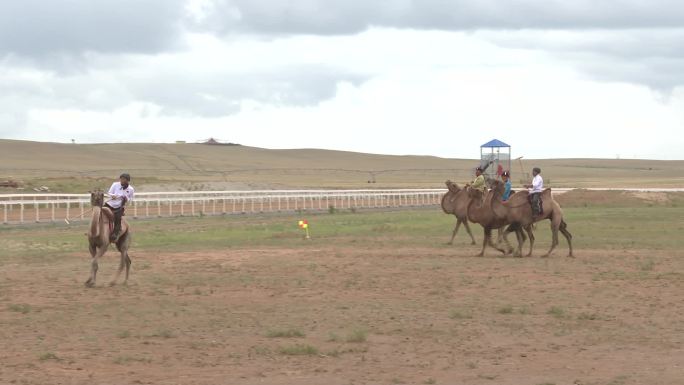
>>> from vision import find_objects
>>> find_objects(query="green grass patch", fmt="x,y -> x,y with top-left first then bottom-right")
2,204 -> 684,262
266,329 -> 305,338
113,355 -> 152,365
38,352 -> 60,361
345,329 -> 368,343
497,305 -> 514,314
449,309 -> 473,319
547,306 -> 566,318
8,303 -> 32,314
278,344 -> 319,356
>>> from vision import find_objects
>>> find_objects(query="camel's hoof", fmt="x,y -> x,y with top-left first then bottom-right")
470,241 -> 477,245
109,281 -> 117,287
474,254 -> 484,258
567,254 -> 575,258
85,280 -> 95,288
446,242 -> 453,246
540,254 -> 550,258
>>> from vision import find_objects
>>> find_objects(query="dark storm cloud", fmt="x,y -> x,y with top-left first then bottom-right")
197,0 -> 684,35
0,0 -> 186,56
193,0 -> 684,88
2,0 -> 683,128
4,0 -> 680,59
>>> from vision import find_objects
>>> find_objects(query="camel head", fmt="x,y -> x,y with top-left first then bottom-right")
445,180 -> 461,193
90,189 -> 105,207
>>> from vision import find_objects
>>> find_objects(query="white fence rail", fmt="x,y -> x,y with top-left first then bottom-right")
2,188 -> 683,225
0,189 -> 446,225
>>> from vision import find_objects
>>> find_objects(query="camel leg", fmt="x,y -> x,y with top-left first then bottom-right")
86,244 -> 108,288
498,230 -> 514,256
542,223 -> 560,258
559,220 -> 574,257
476,228 -> 490,257
448,218 -> 462,245
525,225 -> 535,257
110,232 -> 131,286
518,227 -> 532,257
88,241 -> 96,258
509,228 -> 523,257
487,229 -> 507,255
503,224 -> 521,256
462,219 -> 477,245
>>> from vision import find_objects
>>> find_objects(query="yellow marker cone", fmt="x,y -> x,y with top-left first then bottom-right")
298,220 -> 310,239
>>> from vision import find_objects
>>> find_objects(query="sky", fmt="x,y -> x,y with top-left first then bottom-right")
1,0 -> 683,159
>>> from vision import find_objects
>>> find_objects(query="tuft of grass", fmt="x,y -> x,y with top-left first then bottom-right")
113,355 -> 152,365
8,304 -> 32,314
640,259 -> 656,271
149,329 -> 174,338
278,344 -> 319,356
547,306 -> 566,318
498,305 -> 514,314
449,309 -> 473,319
39,352 -> 60,361
346,329 -> 368,343
478,374 -> 498,380
117,330 -> 131,339
266,329 -> 305,338
577,312 -> 601,321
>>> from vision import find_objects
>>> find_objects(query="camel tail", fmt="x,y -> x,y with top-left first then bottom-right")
506,223 -> 521,233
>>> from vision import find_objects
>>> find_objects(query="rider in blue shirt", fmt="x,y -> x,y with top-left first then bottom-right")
501,170 -> 512,201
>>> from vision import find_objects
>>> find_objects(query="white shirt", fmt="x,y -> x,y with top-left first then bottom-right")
107,182 -> 134,209
530,174 -> 544,193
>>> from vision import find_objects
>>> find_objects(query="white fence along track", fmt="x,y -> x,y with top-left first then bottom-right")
1,188 -> 682,225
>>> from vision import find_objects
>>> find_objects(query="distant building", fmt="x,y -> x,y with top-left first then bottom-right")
199,138 -> 241,146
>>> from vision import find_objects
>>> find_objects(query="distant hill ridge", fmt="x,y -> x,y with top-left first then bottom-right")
1,139 -> 683,189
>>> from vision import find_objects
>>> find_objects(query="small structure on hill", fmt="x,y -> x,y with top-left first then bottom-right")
479,139 -> 511,180
199,138 -> 241,146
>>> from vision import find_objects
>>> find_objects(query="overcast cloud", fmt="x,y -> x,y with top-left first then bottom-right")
1,0 -> 683,159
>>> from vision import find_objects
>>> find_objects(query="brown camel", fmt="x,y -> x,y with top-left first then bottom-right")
85,189 -> 132,287
441,180 -> 477,245
464,185 -> 518,257
489,180 -> 573,258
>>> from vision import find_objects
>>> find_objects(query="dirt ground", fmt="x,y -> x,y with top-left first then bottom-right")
2,243 -> 683,385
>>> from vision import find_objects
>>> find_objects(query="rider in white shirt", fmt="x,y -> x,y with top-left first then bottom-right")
105,173 -> 134,241
524,167 -> 543,216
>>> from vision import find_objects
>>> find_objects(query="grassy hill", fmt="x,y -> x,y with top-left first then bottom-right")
1,139 -> 683,192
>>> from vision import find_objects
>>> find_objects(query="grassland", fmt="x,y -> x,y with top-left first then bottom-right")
1,192 -> 683,384
2,139 -> 684,192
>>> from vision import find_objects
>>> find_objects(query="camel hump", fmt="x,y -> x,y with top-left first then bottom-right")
101,207 -> 114,222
